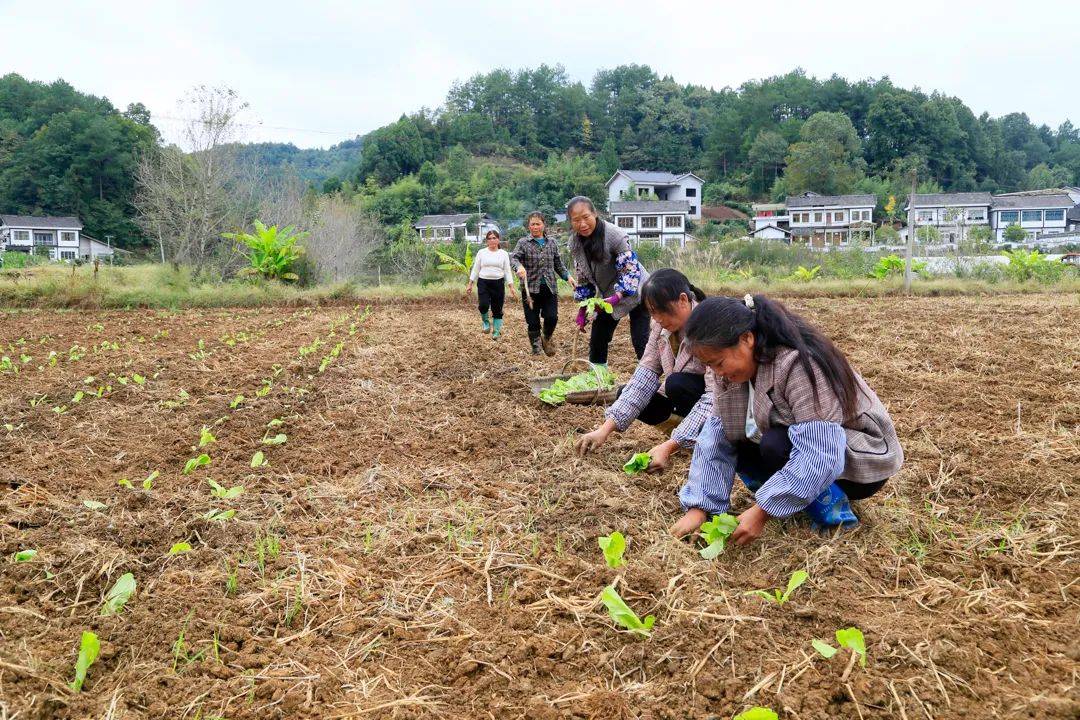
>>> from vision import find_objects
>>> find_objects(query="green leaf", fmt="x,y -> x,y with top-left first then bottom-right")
198,426 -> 216,447
699,513 -> 738,559
70,631 -> 100,691
597,532 -> 626,569
835,627 -> 867,667
83,500 -> 107,510
622,452 -> 651,475
182,453 -> 211,475
169,542 -> 192,555
600,585 -> 655,637
229,394 -> 244,408
733,708 -> 779,720
745,589 -> 779,603
250,451 -> 267,468
262,433 -> 287,446
13,549 -> 37,562
132,373 -> 146,385
143,470 -> 159,490
204,509 -> 236,522
781,570 -> 809,603
117,478 -> 133,489
100,572 -> 136,616
812,638 -> 838,659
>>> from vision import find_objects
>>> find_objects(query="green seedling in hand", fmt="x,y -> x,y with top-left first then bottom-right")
183,454 -> 211,475
746,570 -> 809,605
598,532 -> 626,569
579,297 -> 614,316
100,573 -> 136,616
699,513 -> 739,559
733,709 -> 779,720
13,549 -> 37,562
70,631 -> 100,691
812,627 -> 867,667
207,478 -> 244,500
169,542 -> 192,555
623,452 -> 651,475
600,585 -> 655,637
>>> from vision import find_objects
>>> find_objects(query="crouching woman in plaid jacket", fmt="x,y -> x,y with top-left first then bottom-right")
671,294 -> 903,544
575,269 -> 713,470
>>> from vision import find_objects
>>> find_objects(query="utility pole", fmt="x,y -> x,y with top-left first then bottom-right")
904,170 -> 917,293
105,235 -> 113,266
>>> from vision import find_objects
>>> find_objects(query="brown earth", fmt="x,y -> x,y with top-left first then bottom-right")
0,293 -> 1077,719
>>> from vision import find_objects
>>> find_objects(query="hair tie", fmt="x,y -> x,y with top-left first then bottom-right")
743,294 -> 755,310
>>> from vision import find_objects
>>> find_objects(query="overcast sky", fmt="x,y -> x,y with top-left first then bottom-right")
3,0 -> 1077,149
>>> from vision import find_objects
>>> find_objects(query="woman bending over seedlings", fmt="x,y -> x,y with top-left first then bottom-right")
576,269 -> 713,470
566,196 -> 650,369
510,211 -> 576,355
671,294 -> 903,544
465,229 -> 516,340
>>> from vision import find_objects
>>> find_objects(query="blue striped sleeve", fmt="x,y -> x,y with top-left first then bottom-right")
670,389 -> 713,449
605,366 -> 661,431
754,421 -> 846,518
679,415 -> 736,515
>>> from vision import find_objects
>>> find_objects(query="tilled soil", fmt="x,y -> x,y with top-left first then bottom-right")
0,294 -> 1077,719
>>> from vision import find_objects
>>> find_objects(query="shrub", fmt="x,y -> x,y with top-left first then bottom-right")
223,221 -> 307,282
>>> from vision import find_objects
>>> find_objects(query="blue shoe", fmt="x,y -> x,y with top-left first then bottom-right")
492,318 -> 503,339
737,470 -> 767,493
481,312 -> 491,333
804,482 -> 859,531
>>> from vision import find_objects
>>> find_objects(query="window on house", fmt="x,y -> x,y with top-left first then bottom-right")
435,228 -> 452,239
999,211 -> 1019,223
637,232 -> 660,240
617,217 -> 634,228
60,231 -> 76,243
835,211 -> 845,222
685,188 -> 697,197
638,187 -> 649,197
13,230 -> 29,243
689,205 -> 697,215
1021,210 -> 1042,223
640,216 -> 658,229
61,250 -> 76,260
814,212 -> 823,223
664,215 -> 682,228
917,210 -> 934,223
1045,209 -> 1065,221
967,209 -> 986,221
33,232 -> 52,245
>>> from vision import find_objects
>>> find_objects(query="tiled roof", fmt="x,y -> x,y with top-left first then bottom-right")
911,192 -> 992,207
786,193 -> 876,208
413,213 -> 494,227
609,200 -> 690,214
991,194 -> 1074,210
0,214 -> 83,229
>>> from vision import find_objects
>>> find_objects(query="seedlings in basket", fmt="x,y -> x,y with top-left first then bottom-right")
812,626 -> 867,667
699,513 -> 739,559
746,570 -> 809,605
623,452 -> 651,475
597,532 -> 626,569
207,478 -> 244,499
100,572 -> 136,616
183,453 -> 211,475
70,631 -> 100,691
600,585 -> 655,638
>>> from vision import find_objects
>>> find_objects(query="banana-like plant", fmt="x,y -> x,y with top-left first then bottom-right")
223,221 -> 307,282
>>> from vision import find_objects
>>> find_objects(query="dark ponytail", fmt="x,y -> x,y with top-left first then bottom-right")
641,268 -> 706,314
685,294 -> 859,420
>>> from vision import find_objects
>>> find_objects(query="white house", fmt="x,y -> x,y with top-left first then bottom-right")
786,193 -> 877,247
413,213 -> 501,244
609,200 -> 690,247
989,193 -> 1073,242
606,170 -> 704,220
907,192 -> 992,244
748,224 -> 792,242
0,215 -> 83,261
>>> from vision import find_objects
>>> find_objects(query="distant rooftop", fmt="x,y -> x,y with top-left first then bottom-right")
786,192 -> 876,209
609,169 -> 701,185
413,213 -> 494,227
0,214 -> 83,229
911,192 -> 993,207
609,200 -> 691,214
991,194 -> 1074,210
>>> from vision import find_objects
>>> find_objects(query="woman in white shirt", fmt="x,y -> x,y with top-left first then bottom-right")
465,230 -> 516,340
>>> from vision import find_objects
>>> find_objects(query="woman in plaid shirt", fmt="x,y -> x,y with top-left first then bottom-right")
509,212 -> 576,355
575,270 -> 713,470
672,294 -> 902,544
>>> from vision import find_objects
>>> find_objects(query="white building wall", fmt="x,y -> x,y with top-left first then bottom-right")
607,174 -> 634,207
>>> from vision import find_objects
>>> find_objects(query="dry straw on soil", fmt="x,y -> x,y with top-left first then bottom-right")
0,293 -> 1077,719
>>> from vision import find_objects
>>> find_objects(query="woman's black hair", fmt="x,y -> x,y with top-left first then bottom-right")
484,228 -> 501,241
525,211 -> 547,239
641,268 -> 706,314
566,196 -> 606,261
685,294 -> 860,420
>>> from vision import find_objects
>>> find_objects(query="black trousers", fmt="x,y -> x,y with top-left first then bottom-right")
522,283 -> 558,337
735,426 -> 886,500
589,302 -> 650,364
477,278 -> 505,319
620,372 -> 707,425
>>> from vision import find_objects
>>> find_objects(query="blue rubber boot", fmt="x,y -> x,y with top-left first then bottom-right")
480,312 -> 490,333
737,471 -> 766,493
492,318 -> 503,339
803,482 -> 859,532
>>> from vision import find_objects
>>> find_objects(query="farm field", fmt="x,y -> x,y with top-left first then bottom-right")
0,294 -> 1078,719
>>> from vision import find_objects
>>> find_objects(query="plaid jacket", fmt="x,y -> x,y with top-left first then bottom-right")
605,312 -> 714,447
710,346 -> 903,483
509,236 -> 569,295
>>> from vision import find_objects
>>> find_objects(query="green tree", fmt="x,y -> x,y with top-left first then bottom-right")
783,112 -> 865,195
597,136 -> 619,176
357,116 -> 429,184
1003,224 -> 1028,242
747,130 -> 788,195
1025,163 -> 1071,190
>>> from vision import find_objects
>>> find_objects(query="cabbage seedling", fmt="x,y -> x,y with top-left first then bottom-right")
623,452 -> 651,475
13,549 -> 37,562
132,373 -> 146,385
198,426 -> 216,448
262,433 -> 287,446
205,509 -> 236,522
70,631 -> 100,691
699,513 -> 739,559
143,470 -> 158,490
183,454 -> 211,474
250,451 -> 268,468
600,585 -> 655,637
230,394 -> 245,409
597,532 -> 626,569
579,297 -> 614,316
207,478 -> 244,499
746,569 -> 809,605
169,542 -> 192,555
733,709 -> 778,720
100,572 -> 136,615
812,627 -> 867,667
83,499 -> 107,510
